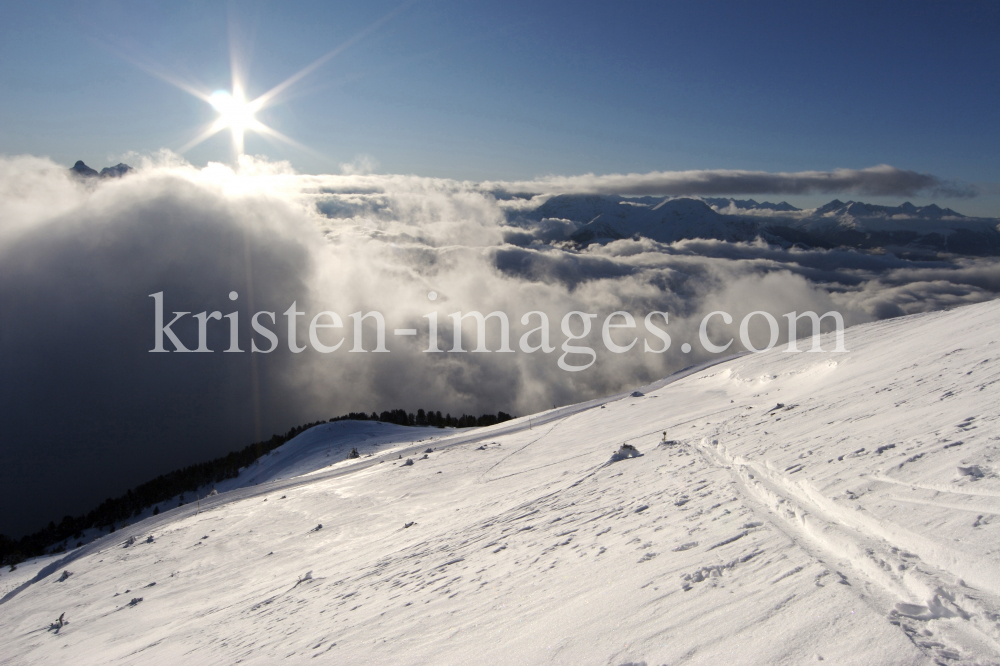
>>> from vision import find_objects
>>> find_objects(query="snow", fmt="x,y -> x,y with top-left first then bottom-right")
788,199 -> 997,236
2,300 -> 999,664
515,194 -> 1000,254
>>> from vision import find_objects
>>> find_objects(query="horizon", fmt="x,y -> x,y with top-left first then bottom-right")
2,1 -> 999,215
58,155 -> 999,220
63,154 -> 994,216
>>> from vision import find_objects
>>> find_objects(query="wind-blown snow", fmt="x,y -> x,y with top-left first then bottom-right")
2,300 -> 999,665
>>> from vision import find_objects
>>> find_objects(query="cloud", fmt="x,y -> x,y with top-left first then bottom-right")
483,164 -> 977,198
339,154 -> 379,176
0,155 -> 996,537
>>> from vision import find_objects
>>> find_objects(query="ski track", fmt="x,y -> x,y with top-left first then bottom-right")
2,302 -> 1000,664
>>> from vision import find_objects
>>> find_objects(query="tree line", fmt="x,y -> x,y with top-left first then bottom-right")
0,408 -> 513,567
332,408 -> 513,429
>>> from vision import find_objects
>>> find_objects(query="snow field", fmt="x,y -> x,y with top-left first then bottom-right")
2,300 -> 999,664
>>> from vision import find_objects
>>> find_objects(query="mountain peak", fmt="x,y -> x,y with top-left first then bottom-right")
702,197 -> 802,213
815,199 -> 846,214
70,160 -> 99,178
69,161 -> 133,179
100,163 -> 133,178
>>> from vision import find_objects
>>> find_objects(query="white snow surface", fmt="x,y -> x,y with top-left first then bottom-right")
2,300 -> 1000,665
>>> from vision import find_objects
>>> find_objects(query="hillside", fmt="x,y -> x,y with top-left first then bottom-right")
1,300 -> 999,665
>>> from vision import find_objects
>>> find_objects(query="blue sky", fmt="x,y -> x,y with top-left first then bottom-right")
2,0 -> 998,214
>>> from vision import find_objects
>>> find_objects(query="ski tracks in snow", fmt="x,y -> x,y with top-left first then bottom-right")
697,434 -> 1000,664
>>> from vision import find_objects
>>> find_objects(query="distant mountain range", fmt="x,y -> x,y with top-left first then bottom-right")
63,161 -> 1000,256
70,160 -> 133,179
513,194 -> 1000,257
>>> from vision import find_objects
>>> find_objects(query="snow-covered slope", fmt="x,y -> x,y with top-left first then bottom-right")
703,197 -> 801,213
2,301 -> 1000,665
214,421 -> 449,492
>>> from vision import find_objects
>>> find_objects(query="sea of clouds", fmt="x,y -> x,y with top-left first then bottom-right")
1,153 -> 997,536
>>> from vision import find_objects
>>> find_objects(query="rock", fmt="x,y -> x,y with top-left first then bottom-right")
99,163 -> 133,178
609,444 -> 642,463
70,160 -> 98,177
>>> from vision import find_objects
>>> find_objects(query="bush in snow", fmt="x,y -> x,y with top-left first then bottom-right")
347,447 -> 360,459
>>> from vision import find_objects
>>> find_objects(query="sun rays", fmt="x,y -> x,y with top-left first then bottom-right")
175,75 -> 309,157
134,5 -> 411,160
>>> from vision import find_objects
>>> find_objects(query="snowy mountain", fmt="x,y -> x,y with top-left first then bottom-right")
702,197 -> 801,213
773,200 -> 1000,256
514,194 -> 1000,256
523,194 -> 762,245
2,299 -> 999,664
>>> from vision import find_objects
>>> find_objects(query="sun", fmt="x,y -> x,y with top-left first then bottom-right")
174,76 -> 311,158
136,7 -> 408,160
210,89 -> 256,133
117,4 -> 417,162
208,87 -> 264,155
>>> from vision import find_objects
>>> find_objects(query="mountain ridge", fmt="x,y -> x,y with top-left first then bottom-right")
512,194 -> 1000,256
69,160 -> 134,179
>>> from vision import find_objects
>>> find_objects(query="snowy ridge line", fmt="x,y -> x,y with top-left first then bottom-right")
0,352 -> 747,608
700,437 -> 1000,657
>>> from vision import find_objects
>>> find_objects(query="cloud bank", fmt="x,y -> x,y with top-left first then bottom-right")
484,165 -> 976,198
0,155 -> 996,536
